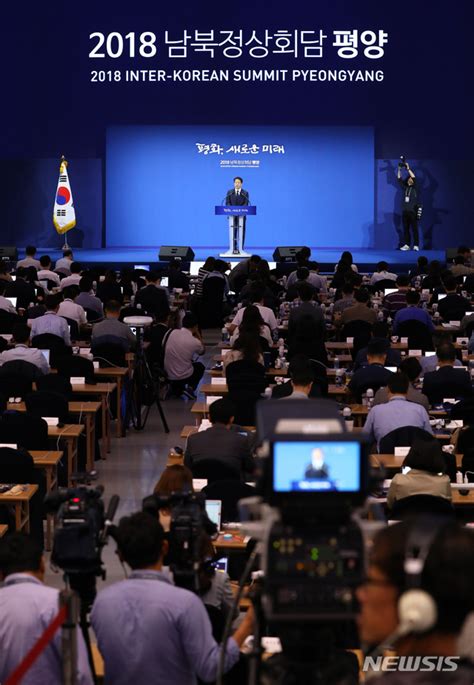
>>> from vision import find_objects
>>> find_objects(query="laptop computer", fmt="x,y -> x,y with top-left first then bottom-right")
40,349 -> 50,364
6,297 -> 17,307
205,499 -> 222,530
214,557 -> 228,573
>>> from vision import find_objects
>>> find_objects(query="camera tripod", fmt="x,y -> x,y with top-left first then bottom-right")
123,325 -> 169,434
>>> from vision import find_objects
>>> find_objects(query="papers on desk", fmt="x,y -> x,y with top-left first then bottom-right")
71,377 -> 85,386
0,443 -> 17,449
446,420 -> 463,430
206,396 -> 222,405
243,636 -> 282,654
193,479 -> 208,491
42,417 -> 59,427
394,447 -> 410,457
211,377 -> 227,385
198,420 -> 212,432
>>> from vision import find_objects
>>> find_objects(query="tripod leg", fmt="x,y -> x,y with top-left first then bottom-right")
155,395 -> 170,433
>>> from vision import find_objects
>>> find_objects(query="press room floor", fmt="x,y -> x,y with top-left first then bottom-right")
44,331 -> 221,592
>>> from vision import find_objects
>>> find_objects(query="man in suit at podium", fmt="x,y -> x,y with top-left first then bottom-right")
225,177 -> 250,253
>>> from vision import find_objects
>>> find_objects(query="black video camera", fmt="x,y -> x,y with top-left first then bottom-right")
259,435 -> 369,623
142,491 -> 217,592
45,484 -> 119,578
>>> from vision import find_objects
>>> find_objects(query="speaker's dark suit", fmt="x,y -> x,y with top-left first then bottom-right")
225,189 -> 250,249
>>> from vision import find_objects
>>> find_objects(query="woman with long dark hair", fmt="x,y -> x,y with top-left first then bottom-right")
229,303 -> 272,348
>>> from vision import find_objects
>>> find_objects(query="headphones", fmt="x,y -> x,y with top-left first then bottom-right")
396,516 -> 451,637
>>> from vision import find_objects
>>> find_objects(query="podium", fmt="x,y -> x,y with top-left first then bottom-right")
215,205 -> 257,258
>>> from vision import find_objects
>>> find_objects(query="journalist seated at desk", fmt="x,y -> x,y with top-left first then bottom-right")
387,439 -> 452,510
30,294 -> 71,345
91,299 -> 137,351
348,338 -> 394,401
362,372 -> 433,451
373,357 -> 429,411
0,322 -> 49,374
184,398 -> 255,478
353,322 -> 402,371
422,342 -> 473,406
91,512 -> 254,685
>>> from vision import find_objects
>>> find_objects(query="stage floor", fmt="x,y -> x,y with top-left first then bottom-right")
31,246 -> 445,271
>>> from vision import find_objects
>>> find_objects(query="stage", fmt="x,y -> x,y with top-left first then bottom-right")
27,246 -> 446,273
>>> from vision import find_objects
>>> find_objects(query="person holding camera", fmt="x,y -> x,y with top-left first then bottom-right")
91,512 -> 254,685
398,159 -> 420,251
0,533 -> 93,685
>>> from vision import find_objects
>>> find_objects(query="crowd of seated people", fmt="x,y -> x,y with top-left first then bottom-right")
1,243 -> 474,683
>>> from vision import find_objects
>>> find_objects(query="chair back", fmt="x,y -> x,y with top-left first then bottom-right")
25,391 -> 70,424
0,310 -> 20,334
0,412 -> 49,450
0,360 -> 40,398
31,333 -> 70,368
397,320 -> 434,352
84,307 -> 102,323
390,494 -> 454,519
91,340 -> 127,367
225,359 -> 266,425
199,278 -> 225,328
36,373 -> 73,396
56,355 -> 95,384
0,445 -> 35,483
202,479 -> 256,522
191,459 -> 241,483
379,426 -> 434,454
60,316 -> 79,341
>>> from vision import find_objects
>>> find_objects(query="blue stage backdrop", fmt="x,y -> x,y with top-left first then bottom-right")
106,125 -> 374,249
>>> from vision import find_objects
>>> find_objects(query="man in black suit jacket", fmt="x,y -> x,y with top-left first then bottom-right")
225,176 -> 250,251
437,275 -> 471,322
348,339 -> 394,402
134,271 -> 170,319
4,267 -> 36,310
184,398 -> 255,478
422,342 -> 473,405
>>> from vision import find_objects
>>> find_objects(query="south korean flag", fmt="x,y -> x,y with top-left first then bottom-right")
53,157 -> 76,234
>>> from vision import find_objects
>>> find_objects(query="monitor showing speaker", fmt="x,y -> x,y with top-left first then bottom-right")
0,246 -> 18,262
273,246 -> 305,262
159,246 -> 195,261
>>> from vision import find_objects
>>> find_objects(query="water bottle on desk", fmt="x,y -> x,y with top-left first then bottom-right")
377,310 -> 384,322
334,357 -> 340,370
335,368 -> 344,387
366,388 -> 374,409
221,327 -> 229,343
342,406 -> 354,431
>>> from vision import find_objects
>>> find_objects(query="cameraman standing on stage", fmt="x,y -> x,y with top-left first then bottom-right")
398,158 -> 420,252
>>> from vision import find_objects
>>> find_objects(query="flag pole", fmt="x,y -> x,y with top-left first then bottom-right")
59,155 -> 70,250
